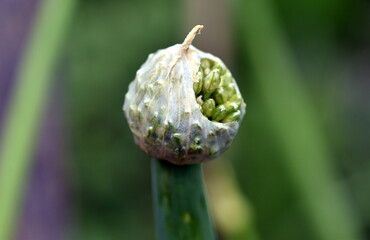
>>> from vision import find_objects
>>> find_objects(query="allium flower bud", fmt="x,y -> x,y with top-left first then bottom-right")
123,25 -> 246,165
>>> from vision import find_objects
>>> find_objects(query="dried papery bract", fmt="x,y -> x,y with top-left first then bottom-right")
123,25 -> 246,164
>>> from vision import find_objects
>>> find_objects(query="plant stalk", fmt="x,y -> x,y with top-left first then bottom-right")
151,158 -> 216,240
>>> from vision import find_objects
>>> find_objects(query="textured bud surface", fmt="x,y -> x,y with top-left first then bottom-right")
123,25 -> 246,164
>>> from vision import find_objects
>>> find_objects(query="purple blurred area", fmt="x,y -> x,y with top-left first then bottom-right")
0,0 -> 38,129
0,1 -> 68,239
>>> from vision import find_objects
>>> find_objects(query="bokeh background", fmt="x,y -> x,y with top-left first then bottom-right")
1,0 -> 370,239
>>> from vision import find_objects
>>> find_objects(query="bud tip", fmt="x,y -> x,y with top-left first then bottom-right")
182,25 -> 204,51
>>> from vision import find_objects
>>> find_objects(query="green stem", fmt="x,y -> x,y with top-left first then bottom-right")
151,158 -> 216,240
0,0 -> 75,239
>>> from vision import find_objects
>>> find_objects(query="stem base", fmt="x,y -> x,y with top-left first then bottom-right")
151,158 -> 216,240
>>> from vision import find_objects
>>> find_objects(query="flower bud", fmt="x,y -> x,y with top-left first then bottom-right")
123,25 -> 246,164
202,69 -> 221,100
213,87 -> 228,104
202,99 -> 216,118
212,102 -> 238,122
201,58 -> 211,70
193,71 -> 203,95
222,110 -> 241,123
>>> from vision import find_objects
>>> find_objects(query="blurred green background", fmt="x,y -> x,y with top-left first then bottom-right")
1,0 -> 370,239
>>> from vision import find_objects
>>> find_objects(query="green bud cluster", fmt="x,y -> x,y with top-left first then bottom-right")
194,58 -> 242,123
